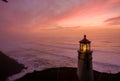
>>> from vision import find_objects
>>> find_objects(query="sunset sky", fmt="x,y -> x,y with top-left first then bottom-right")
0,0 -> 120,30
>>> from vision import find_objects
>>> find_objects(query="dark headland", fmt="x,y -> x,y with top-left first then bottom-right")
0,51 -> 25,81
16,67 -> 120,81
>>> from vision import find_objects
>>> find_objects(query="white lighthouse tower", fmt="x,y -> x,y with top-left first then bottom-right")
77,35 -> 94,81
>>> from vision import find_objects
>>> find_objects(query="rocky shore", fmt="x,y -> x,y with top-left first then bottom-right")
0,51 -> 25,81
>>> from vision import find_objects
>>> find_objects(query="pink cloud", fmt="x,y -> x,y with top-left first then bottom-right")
56,0 -> 120,22
0,0 -> 120,29
105,16 -> 120,25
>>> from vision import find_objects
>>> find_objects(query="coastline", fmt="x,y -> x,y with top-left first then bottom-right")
0,51 -> 25,81
0,51 -> 120,81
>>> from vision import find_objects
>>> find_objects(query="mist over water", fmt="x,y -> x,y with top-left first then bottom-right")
0,28 -> 120,80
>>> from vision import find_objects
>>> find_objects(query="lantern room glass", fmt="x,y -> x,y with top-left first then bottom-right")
80,43 -> 91,52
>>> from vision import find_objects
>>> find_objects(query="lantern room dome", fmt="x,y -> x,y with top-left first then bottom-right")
80,35 -> 91,44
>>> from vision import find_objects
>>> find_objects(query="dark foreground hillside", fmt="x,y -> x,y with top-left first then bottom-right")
0,51 -> 25,81
16,67 -> 120,81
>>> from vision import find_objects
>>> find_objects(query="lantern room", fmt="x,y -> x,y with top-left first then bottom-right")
79,35 -> 91,52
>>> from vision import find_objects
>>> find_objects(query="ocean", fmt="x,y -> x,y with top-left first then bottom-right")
0,28 -> 120,81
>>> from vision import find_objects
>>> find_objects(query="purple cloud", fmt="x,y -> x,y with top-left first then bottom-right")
0,0 -> 80,28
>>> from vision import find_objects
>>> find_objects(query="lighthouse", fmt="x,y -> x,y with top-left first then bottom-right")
77,35 -> 94,81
